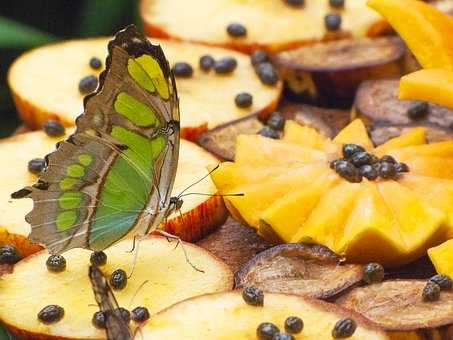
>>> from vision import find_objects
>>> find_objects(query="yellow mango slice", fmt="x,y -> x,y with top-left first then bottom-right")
378,181 -> 446,262
235,134 -> 326,166
339,182 -> 406,265
332,119 -> 374,150
396,156 -> 453,179
398,174 -> 453,238
388,140 -> 453,159
368,0 -> 453,70
428,239 -> 453,277
400,69 -> 453,110
374,127 -> 426,156
283,121 -> 337,153
226,164 -> 326,228
260,171 -> 339,242
292,181 -> 362,251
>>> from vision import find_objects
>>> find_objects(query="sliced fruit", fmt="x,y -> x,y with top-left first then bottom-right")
211,119 -> 453,266
370,123 -> 453,146
337,280 -> 453,339
428,239 -> 453,277
274,36 -> 406,105
141,291 -> 388,339
332,119 -> 374,150
0,236 -> 233,339
400,68 -> 453,109
368,0 -> 453,70
8,37 -> 281,140
354,79 -> 453,130
142,0 -> 387,53
235,135 -> 326,166
197,218 -> 272,273
235,243 -> 363,300
0,130 -> 226,258
198,104 -> 350,161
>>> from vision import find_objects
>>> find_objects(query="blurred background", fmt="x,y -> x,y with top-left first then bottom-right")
0,0 -> 140,138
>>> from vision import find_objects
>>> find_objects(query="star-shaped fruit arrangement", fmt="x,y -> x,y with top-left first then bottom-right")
211,119 -> 453,267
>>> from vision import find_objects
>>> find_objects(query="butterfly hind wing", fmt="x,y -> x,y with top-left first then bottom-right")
12,25 -> 180,253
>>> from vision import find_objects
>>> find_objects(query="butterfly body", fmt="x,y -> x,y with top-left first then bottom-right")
14,26 -> 180,253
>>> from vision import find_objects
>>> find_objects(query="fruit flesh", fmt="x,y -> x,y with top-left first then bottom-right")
211,119 -> 453,266
428,239 -> 453,277
142,0 -> 386,52
0,130 -> 224,256
140,291 -> 388,339
8,38 -> 281,135
0,236 -> 233,339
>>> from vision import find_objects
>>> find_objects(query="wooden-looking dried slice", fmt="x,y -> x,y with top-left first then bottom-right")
354,79 -> 453,129
197,218 -> 272,273
198,104 -> 350,161
0,129 -> 226,256
370,122 -> 453,146
141,0 -> 388,53
8,37 -> 281,141
235,243 -> 363,300
141,291 -> 388,339
337,280 -> 453,339
274,37 -> 407,104
0,236 -> 233,339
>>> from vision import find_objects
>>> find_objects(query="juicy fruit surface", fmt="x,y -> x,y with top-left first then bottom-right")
140,291 -> 387,339
8,37 -> 280,132
0,236 -> 233,339
0,130 -> 222,254
142,0 -> 385,52
428,239 -> 453,278
211,119 -> 453,266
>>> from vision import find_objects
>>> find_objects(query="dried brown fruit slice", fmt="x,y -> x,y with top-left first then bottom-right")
0,236 -> 233,339
197,218 -> 272,273
198,104 -> 350,161
235,243 -> 363,300
8,37 -> 281,141
140,291 -> 388,339
337,280 -> 453,338
354,79 -> 453,130
370,122 -> 453,145
141,0 -> 388,53
274,37 -> 407,105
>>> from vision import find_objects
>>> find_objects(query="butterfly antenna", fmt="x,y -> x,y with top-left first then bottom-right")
176,164 -> 220,199
178,192 -> 244,199
128,280 -> 149,308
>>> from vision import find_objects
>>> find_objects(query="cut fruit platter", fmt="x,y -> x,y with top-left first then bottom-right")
2,0 -> 453,339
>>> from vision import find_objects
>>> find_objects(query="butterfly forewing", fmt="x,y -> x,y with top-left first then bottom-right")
14,25 -> 179,253
89,266 -> 133,340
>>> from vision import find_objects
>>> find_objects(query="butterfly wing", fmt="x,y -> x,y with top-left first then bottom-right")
13,25 -> 179,253
89,266 -> 133,340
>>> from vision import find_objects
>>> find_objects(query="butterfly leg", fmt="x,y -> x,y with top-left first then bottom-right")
126,234 -> 147,279
156,230 -> 205,273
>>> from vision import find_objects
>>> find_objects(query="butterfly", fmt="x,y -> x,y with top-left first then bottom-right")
12,25 -> 180,254
89,266 -> 133,340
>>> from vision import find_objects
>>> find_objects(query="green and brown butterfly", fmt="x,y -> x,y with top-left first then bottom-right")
12,25 -> 180,254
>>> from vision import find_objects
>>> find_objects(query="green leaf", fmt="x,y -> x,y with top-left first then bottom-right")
77,0 -> 137,37
0,16 -> 57,49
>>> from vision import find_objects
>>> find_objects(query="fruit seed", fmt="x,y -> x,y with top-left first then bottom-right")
43,120 -> 65,137
0,245 -> 20,265
28,158 -> 46,174
46,254 -> 67,273
332,318 -> 357,338
199,55 -> 215,71
342,144 -> 365,159
422,281 -> 441,302
363,263 -> 385,284
110,269 -> 127,290
272,333 -> 294,340
89,57 -> 102,70
251,50 -> 269,66
257,322 -> 280,340
242,286 -> 264,306
235,92 -> 253,108
325,13 -> 342,31
227,23 -> 247,37
330,0 -> 345,8
79,75 -> 98,94
90,251 -> 107,267
407,101 -> 429,120
429,274 -> 453,291
284,316 -> 304,334
214,57 -> 238,74
258,127 -> 280,139
92,311 -> 106,329
267,112 -> 286,131
284,0 -> 305,7
378,161 -> 397,179
172,62 -> 193,78
131,306 -> 150,323
38,305 -> 65,324
255,62 -> 279,86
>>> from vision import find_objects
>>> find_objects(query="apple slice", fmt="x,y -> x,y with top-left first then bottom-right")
141,0 -> 387,53
235,243 -> 363,300
8,37 -> 281,141
0,129 -> 226,257
337,280 -> 453,339
140,291 -> 387,339
0,236 -> 233,339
